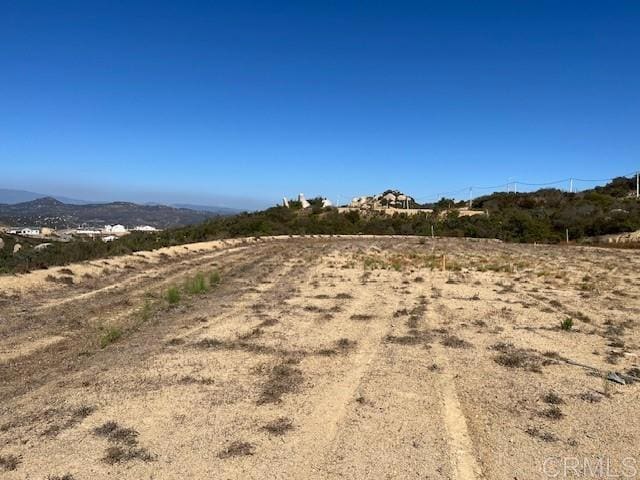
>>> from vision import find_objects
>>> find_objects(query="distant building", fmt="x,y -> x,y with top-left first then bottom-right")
298,193 -> 311,209
104,224 -> 127,233
102,235 -> 117,242
133,225 -> 158,232
17,228 -> 40,236
75,229 -> 101,236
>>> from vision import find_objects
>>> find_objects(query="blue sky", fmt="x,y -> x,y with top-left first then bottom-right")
1,1 -> 639,208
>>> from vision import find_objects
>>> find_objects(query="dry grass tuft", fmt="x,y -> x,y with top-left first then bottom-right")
103,446 -> 154,464
262,417 -> 294,435
94,421 -> 139,446
525,426 -> 558,442
257,363 -> 304,405
542,392 -> 564,405
350,313 -> 374,322
441,335 -> 472,349
94,421 -> 154,464
218,441 -> 255,459
539,406 -> 564,420
0,454 -> 21,471
491,342 -> 542,372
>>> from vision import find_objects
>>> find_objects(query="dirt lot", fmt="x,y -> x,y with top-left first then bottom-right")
1,236 -> 639,479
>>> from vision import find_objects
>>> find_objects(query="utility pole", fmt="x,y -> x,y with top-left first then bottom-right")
514,182 -> 517,194
469,187 -> 473,208
566,228 -> 569,244
636,172 -> 639,199
569,178 -> 573,193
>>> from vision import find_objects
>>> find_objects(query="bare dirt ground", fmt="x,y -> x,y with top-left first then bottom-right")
1,236 -> 639,479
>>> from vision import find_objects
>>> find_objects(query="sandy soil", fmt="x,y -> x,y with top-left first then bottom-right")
1,236 -> 639,479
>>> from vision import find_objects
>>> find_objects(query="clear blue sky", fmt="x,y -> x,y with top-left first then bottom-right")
1,1 -> 639,208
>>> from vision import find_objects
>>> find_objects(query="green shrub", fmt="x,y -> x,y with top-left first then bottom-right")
209,270 -> 221,286
100,326 -> 122,348
139,299 -> 153,322
166,286 -> 181,304
185,272 -> 208,294
560,317 -> 573,331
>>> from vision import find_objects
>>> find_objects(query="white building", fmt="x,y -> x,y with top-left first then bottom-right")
298,193 -> 311,209
102,235 -> 117,242
18,228 -> 40,236
133,225 -> 158,232
104,224 -> 127,233
75,229 -> 101,236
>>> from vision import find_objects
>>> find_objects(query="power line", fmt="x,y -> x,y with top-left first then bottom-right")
329,169 -> 638,206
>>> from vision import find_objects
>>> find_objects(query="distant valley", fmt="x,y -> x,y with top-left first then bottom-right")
0,196 -> 241,229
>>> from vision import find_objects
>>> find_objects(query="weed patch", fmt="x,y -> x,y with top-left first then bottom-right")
166,286 -> 181,305
560,318 -> 573,331
0,454 -> 21,471
335,292 -> 353,299
257,363 -> 304,405
103,446 -> 154,464
94,421 -> 139,446
525,426 -> 558,442
262,417 -> 294,436
350,314 -> 374,322
99,326 -> 122,349
542,392 -> 564,405
218,441 -> 255,459
94,421 -> 155,464
539,406 -> 564,420
441,335 -> 472,349
491,342 -> 542,372
209,270 -> 221,286
185,272 -> 208,294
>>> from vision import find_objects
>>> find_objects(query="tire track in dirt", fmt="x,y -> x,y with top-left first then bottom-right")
431,343 -> 482,480
0,245 -> 260,371
310,279 -> 454,479
31,245 -> 253,312
425,281 -> 482,480
265,256 -> 407,479
0,242 -> 296,404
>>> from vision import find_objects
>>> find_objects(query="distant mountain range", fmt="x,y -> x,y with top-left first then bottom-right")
0,188 -> 90,205
0,196 -> 241,229
0,188 -> 241,211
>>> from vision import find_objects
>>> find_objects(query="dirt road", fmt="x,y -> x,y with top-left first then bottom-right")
1,237 -> 639,479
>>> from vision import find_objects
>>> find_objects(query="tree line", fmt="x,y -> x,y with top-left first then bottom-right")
2,176 -> 640,274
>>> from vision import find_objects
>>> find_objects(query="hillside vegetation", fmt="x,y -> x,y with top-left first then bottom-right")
2,176 -> 640,274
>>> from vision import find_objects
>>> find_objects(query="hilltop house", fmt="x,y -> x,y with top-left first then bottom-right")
104,224 -> 127,234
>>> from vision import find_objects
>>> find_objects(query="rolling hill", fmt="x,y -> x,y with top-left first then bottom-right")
0,197 -> 226,229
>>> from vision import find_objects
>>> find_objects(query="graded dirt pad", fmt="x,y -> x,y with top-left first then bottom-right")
1,236 -> 639,479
